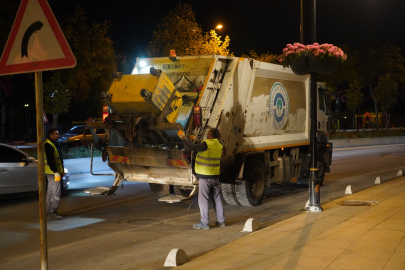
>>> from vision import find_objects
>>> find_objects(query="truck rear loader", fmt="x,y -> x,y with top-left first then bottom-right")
87,54 -> 333,207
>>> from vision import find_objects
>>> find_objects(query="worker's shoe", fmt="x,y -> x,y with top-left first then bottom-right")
193,222 -> 210,230
47,211 -> 64,220
216,221 -> 226,228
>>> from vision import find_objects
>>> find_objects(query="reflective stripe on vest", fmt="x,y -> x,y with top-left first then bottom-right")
44,139 -> 63,174
195,139 -> 223,176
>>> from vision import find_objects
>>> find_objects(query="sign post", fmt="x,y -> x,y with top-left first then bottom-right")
35,70 -> 48,269
0,1 -> 76,269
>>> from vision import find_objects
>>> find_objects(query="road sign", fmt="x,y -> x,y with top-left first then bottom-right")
0,0 -> 76,75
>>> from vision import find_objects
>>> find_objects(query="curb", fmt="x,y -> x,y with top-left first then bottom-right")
330,136 -> 405,148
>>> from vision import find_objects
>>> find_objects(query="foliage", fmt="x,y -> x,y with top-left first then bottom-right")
63,145 -> 102,159
242,50 -> 277,63
190,30 -> 232,56
147,3 -> 232,57
43,71 -> 71,119
330,129 -> 405,140
278,43 -> 347,68
374,74 -> 398,112
357,42 -> 405,128
43,6 -> 117,125
345,80 -> 363,112
21,145 -> 102,160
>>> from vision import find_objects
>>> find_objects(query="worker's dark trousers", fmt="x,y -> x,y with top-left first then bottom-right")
198,178 -> 225,225
46,174 -> 61,214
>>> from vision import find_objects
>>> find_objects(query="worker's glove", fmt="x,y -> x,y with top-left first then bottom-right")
177,130 -> 186,140
54,172 -> 61,182
189,135 -> 196,141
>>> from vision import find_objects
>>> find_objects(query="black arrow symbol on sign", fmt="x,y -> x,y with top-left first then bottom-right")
21,21 -> 44,59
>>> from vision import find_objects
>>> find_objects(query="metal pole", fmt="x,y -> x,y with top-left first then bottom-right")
300,0 -> 304,43
307,0 -> 322,212
35,71 -> 48,269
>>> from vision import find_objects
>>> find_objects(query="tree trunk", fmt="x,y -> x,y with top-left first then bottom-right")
369,84 -> 379,130
374,102 -> 379,130
1,104 -> 5,142
52,113 -> 58,128
352,109 -> 355,131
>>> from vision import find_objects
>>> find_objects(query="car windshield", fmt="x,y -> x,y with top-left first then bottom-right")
67,126 -> 85,135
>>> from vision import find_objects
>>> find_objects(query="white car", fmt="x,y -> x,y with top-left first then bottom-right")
0,143 -> 69,195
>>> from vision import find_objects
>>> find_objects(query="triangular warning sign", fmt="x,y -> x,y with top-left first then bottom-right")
0,0 -> 76,75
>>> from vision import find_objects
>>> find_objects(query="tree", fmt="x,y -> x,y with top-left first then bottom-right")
43,71 -> 71,126
242,50 -> 278,63
147,3 -> 232,57
345,80 -> 363,130
43,7 -> 117,126
357,42 -> 405,129
190,30 -> 232,56
374,74 -> 398,128
318,45 -> 361,131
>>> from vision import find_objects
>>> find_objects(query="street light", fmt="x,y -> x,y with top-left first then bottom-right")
215,24 -> 223,29
307,0 -> 322,213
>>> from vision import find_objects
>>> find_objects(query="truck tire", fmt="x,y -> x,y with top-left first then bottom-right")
235,159 -> 266,207
221,182 -> 239,205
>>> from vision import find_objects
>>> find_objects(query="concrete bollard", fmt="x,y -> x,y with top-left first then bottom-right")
164,248 -> 189,267
242,218 -> 261,232
375,176 -> 382,184
345,185 -> 352,194
397,170 -> 404,177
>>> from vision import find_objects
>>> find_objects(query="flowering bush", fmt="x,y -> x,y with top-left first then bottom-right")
278,42 -> 347,68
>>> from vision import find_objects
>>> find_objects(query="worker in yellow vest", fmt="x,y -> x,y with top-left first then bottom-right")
178,127 -> 225,230
44,128 -> 64,220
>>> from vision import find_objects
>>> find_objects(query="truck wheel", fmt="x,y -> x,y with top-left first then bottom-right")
221,182 -> 239,205
235,159 -> 266,207
173,185 -> 192,197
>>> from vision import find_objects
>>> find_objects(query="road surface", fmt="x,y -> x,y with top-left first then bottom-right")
1,144 -> 404,269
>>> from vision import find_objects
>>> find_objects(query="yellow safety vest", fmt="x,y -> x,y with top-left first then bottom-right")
44,139 -> 64,174
195,139 -> 223,176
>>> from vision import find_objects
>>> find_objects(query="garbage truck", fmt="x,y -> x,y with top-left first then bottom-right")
87,54 -> 333,207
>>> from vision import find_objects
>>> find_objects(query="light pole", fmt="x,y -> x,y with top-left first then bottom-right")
307,0 -> 322,212
24,103 -> 29,142
300,0 -> 304,43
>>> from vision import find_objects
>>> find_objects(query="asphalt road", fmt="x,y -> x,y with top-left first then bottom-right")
1,144 -> 405,270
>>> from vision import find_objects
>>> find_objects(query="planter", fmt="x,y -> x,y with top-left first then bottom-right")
289,55 -> 310,75
308,57 -> 339,75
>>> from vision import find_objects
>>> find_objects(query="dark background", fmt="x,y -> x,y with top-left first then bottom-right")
2,0 -> 405,142
61,0 -> 405,63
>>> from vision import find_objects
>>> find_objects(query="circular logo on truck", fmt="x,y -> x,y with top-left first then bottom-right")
270,82 -> 289,130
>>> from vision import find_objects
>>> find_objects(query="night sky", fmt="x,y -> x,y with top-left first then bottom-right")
67,0 -> 405,62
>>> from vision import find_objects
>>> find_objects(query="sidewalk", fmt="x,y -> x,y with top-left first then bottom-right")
174,176 -> 405,270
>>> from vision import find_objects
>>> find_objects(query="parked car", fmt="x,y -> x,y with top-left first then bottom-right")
58,125 -> 106,147
0,143 -> 69,196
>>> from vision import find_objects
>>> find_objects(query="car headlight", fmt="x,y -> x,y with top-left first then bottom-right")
64,167 -> 68,173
